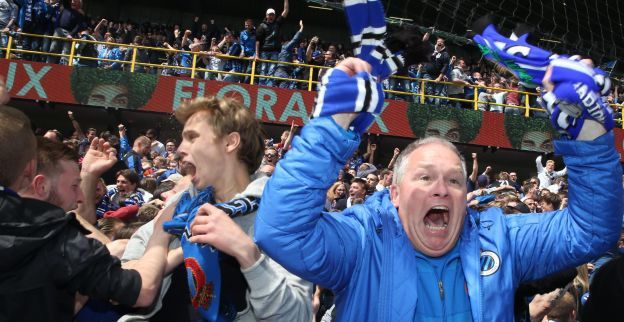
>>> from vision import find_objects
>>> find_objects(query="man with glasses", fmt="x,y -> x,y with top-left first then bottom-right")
261,146 -> 278,167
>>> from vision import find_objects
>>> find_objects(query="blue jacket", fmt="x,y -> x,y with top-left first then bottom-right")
255,116 -> 623,322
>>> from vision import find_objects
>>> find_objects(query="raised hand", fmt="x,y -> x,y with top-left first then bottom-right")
118,124 -> 126,137
325,57 -> 374,130
539,58 -> 611,141
81,138 -> 117,177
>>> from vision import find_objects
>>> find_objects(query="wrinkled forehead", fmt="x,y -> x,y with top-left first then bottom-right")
407,142 -> 464,171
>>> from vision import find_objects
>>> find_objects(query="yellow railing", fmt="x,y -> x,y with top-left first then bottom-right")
4,31 -> 624,127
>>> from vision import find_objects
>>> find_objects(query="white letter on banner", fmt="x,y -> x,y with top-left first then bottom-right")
5,62 -> 17,91
256,88 -> 277,121
216,84 -> 251,108
366,101 -> 389,133
279,92 -> 310,123
17,64 -> 51,99
173,79 -> 194,111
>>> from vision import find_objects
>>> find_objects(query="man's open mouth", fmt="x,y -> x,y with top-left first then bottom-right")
424,206 -> 449,231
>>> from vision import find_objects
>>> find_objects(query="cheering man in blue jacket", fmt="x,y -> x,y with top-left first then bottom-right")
255,49 -> 623,322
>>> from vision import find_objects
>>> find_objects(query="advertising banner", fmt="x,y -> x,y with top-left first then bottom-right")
2,59 -> 622,157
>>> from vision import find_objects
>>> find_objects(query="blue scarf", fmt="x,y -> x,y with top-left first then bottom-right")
163,187 -> 259,322
312,0 -> 403,134
472,17 -> 613,139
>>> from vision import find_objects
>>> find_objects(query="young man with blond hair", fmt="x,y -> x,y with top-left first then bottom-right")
167,96 -> 313,321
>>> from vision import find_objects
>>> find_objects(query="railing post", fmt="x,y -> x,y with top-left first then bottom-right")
68,39 -> 76,66
250,58 -> 257,85
307,66 -> 314,91
473,86 -> 478,110
4,34 -> 12,59
191,52 -> 197,79
420,79 -> 425,104
130,47 -> 138,73
524,93 -> 531,117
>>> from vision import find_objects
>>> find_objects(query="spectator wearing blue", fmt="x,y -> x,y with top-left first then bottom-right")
255,57 -> 623,321
222,31 -> 244,83
97,34 -> 123,70
46,0 -> 84,65
74,24 -> 99,68
254,0 -> 289,86
17,0 -> 49,59
271,20 -> 303,88
408,63 -> 423,102
39,0 -> 60,57
239,18 -> 255,81
118,124 -> 150,180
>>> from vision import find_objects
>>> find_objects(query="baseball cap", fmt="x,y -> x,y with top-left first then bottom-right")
477,175 -> 489,188
162,173 -> 183,184
266,8 -> 276,15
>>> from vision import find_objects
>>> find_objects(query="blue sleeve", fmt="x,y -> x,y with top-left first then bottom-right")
255,116 -> 368,290
110,48 -> 124,70
506,131 -> 623,282
119,135 -> 131,159
282,31 -> 302,53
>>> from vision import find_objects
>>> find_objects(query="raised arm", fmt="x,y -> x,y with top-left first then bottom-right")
67,111 -> 85,140
255,59 -> 373,290
508,58 -> 622,282
509,124 -> 621,282
535,154 -> 544,173
77,138 -> 117,225
282,20 -> 303,53
553,167 -> 567,178
306,36 -> 318,63
281,0 -> 289,18
118,124 -> 130,158
387,147 -> 400,169
469,152 -> 478,184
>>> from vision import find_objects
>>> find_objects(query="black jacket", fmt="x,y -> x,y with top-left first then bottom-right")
0,190 -> 141,322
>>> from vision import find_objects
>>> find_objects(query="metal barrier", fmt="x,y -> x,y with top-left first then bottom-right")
4,31 -> 623,127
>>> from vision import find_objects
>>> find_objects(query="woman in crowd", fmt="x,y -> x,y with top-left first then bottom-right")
325,181 -> 348,212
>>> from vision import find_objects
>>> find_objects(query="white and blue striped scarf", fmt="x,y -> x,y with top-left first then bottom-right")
312,0 -> 404,133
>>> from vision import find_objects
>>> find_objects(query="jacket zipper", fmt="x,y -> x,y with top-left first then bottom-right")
438,280 -> 445,300
432,259 -> 450,322
378,208 -> 393,322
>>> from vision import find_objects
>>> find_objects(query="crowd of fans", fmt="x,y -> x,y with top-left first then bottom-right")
23,101 -> 623,321
1,1 -> 624,321
1,0 -> 622,121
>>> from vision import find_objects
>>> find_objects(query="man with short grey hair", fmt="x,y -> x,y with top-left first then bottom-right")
256,57 -> 623,321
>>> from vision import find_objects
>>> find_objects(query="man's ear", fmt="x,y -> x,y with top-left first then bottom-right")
224,132 -> 241,153
390,184 -> 400,208
32,174 -> 50,199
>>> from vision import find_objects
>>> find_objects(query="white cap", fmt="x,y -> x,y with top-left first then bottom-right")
266,8 -> 276,15
162,173 -> 183,184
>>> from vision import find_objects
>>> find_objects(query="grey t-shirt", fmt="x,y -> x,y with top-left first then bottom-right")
448,67 -> 468,95
0,0 -> 17,28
